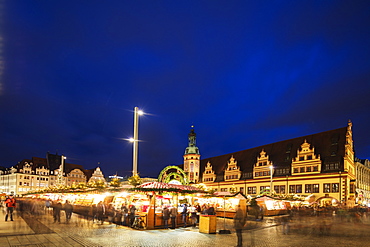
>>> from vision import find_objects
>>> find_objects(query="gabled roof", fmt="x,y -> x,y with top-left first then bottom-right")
64,163 -> 85,174
199,126 -> 348,179
84,168 -> 97,180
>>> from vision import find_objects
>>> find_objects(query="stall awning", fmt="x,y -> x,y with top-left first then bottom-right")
135,182 -> 204,193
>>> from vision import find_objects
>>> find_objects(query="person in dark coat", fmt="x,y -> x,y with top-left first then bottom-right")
170,205 -> 178,229
207,204 -> 215,215
129,205 -> 136,227
162,206 -> 170,229
234,205 -> 246,247
91,204 -> 97,222
106,204 -> 115,224
52,200 -> 62,223
96,201 -> 105,224
121,203 -> 129,226
64,200 -> 73,223
181,204 -> 188,227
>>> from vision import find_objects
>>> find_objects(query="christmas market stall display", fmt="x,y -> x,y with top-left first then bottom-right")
254,195 -> 289,216
197,192 -> 248,218
132,182 -> 205,229
196,192 -> 248,234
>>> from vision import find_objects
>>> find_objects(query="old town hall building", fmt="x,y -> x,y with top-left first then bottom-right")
183,121 -> 370,207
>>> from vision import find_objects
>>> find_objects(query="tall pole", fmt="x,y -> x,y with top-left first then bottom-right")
133,107 -> 139,176
339,171 -> 342,205
286,175 -> 288,195
270,166 -> 273,196
58,155 -> 66,186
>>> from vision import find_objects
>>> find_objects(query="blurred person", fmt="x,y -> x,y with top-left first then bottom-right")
5,194 -> 16,221
281,215 -> 290,234
234,205 -> 246,247
170,205 -> 178,229
196,204 -> 201,223
202,204 -> 209,215
114,206 -> 122,225
129,205 -> 136,227
106,204 -> 115,224
181,203 -> 188,227
207,204 -> 215,215
96,201 -> 105,224
45,199 -> 52,214
52,200 -> 62,223
121,203 -> 129,226
91,204 -> 97,223
64,200 -> 73,223
190,204 -> 198,227
162,206 -> 170,229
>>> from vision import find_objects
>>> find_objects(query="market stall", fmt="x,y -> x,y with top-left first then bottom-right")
255,195 -> 289,216
133,182 -> 205,229
196,192 -> 248,218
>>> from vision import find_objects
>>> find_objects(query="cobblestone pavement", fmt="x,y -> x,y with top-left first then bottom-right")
2,208 -> 370,246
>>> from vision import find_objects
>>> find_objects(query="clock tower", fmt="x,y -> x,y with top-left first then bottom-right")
183,126 -> 201,183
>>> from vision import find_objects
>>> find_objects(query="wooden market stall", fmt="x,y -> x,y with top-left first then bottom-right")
196,192 -> 248,218
133,182 -> 205,229
254,195 -> 290,216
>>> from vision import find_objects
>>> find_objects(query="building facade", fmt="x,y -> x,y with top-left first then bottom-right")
183,121 -> 367,207
355,158 -> 370,206
0,152 -> 105,195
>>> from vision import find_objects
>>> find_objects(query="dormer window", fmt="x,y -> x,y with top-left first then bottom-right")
202,162 -> 216,183
253,150 -> 273,179
292,140 -> 322,175
224,156 -> 241,181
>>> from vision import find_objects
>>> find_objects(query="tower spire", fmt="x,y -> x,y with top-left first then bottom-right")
185,125 -> 199,155
183,125 -> 201,183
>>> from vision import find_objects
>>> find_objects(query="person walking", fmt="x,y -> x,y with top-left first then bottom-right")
129,205 -> 136,227
91,204 -> 97,223
181,203 -> 188,227
64,200 -> 73,223
162,206 -> 170,229
121,203 -> 129,226
190,205 -> 197,227
5,194 -> 16,221
234,205 -> 246,247
52,200 -> 62,223
106,204 -> 115,224
96,201 -> 105,224
170,205 -> 178,229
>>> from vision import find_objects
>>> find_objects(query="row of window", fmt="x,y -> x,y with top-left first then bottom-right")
68,174 -> 85,178
20,176 -> 49,181
275,168 -> 290,175
22,170 -> 49,175
242,183 -> 341,194
255,171 -> 271,177
204,163 -> 340,179
293,166 -> 319,173
225,175 -> 239,180
257,162 -> 268,166
298,155 -> 313,161
19,182 -> 47,186
324,163 -> 339,170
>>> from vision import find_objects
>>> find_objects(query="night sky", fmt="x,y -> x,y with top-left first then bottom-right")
1,1 -> 370,178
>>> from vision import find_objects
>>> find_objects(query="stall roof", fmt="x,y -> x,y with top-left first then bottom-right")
135,182 -> 204,193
